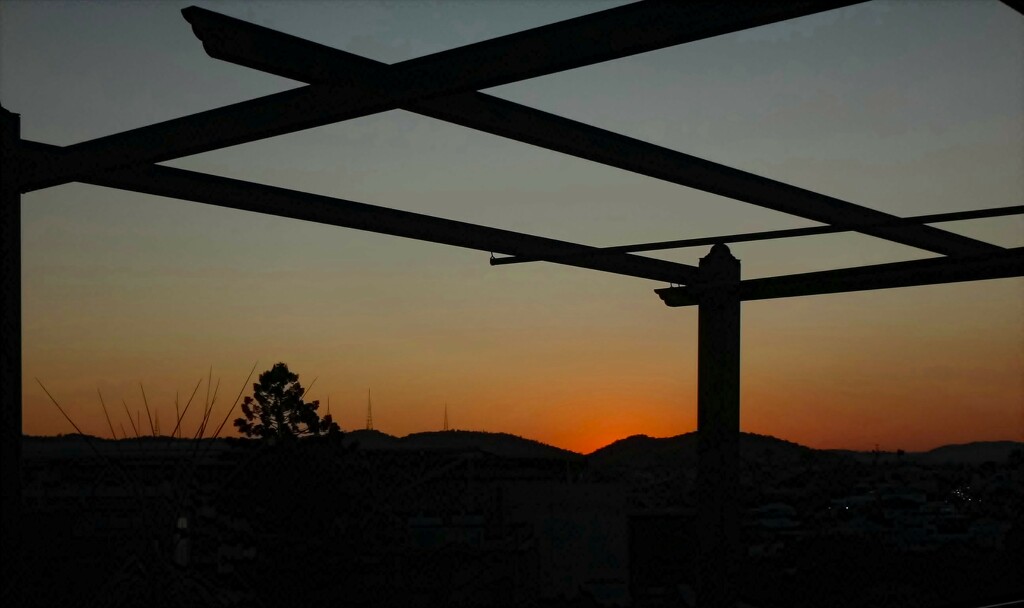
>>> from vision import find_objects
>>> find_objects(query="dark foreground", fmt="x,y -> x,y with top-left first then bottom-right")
9,433 -> 1023,607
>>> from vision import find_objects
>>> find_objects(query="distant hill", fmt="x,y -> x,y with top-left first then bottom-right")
914,441 -> 1023,465
344,429 -> 582,460
341,429 -> 400,450
827,441 -> 1023,465
23,432 -> 1021,467
586,432 -> 849,476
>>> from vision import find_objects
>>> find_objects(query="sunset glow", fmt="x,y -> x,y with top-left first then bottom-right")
5,0 -> 1022,454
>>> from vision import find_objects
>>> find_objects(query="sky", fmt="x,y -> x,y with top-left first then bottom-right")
2,0 -> 1022,454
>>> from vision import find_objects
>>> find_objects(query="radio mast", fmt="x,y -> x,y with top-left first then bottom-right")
365,389 -> 373,431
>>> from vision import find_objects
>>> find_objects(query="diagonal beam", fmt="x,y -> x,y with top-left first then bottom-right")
183,4 -> 999,258
184,1 -> 864,86
19,0 -> 861,193
1000,0 -> 1024,16
492,205 -> 1024,265
655,248 -> 1024,306
21,140 -> 697,284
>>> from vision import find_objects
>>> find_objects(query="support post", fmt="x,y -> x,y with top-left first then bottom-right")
1,107 -> 22,600
695,243 -> 741,608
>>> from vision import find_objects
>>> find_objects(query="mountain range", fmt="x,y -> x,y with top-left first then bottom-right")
341,429 -> 1021,466
27,430 -> 1022,466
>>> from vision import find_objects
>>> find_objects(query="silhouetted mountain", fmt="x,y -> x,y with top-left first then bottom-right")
341,428 -> 400,449
914,440 -> 1023,465
343,429 -> 583,460
23,432 -> 1021,467
827,440 -> 1023,465
588,431 -> 831,469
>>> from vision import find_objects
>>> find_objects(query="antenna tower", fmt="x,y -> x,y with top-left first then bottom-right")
443,403 -> 449,431
366,389 -> 373,430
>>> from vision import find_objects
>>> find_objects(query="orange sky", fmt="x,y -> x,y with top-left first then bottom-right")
23,276 -> 1023,455
7,1 -> 1024,454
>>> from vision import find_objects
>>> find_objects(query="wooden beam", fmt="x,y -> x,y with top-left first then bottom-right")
20,1 -> 862,193
492,205 -> 1024,264
695,245 -> 742,608
999,0 -> 1024,16
182,1 -> 866,86
0,107 -> 22,599
21,140 -> 697,284
655,248 -> 1024,306
181,3 -> 998,258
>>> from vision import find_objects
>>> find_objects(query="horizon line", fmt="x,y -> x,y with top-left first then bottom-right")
23,429 -> 1024,457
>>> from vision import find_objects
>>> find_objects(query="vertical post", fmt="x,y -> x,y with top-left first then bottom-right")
695,243 -> 741,608
1,106 -> 22,597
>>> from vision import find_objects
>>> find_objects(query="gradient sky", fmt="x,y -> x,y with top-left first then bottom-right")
3,0 -> 1022,454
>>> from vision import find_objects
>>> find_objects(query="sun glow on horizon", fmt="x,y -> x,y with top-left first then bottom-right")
8,0 -> 1023,460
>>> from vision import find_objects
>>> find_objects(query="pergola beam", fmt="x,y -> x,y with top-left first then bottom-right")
21,140 -> 697,284
655,248 -> 1024,306
0,108 -> 22,604
694,245 -> 741,608
179,4 -> 999,258
19,0 -> 861,193
492,205 -> 1024,265
6,5 -> 1019,608
1000,0 -> 1024,16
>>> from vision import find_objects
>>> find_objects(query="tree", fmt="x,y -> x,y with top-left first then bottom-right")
233,363 -> 341,439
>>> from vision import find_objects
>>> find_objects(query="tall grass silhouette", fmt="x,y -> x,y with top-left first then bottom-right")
28,364 -> 264,607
